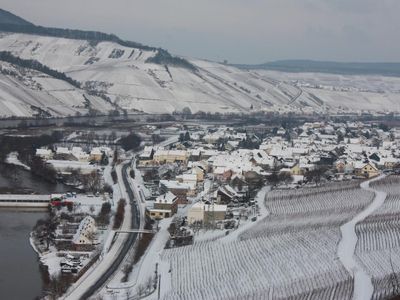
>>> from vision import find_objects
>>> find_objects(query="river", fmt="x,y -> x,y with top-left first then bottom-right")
0,164 -> 72,299
0,210 -> 46,300
0,163 -> 72,194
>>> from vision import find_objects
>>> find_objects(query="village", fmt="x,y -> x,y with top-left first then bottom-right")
21,118 -> 400,296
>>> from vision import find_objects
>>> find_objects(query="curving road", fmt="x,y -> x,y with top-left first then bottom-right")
79,162 -> 140,299
337,175 -> 387,300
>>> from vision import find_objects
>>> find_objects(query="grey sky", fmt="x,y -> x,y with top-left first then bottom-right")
0,0 -> 399,64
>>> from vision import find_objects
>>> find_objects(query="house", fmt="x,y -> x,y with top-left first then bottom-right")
252,150 -> 276,169
56,147 -> 71,156
36,148 -> 53,160
204,203 -> 228,224
72,216 -> 96,250
159,180 -> 194,203
187,202 -> 205,224
213,167 -> 233,181
90,148 -> 103,162
290,164 -> 302,176
335,160 -> 345,173
72,147 -> 89,162
149,191 -> 178,219
153,150 -> 188,164
354,162 -> 379,178
187,202 -> 227,225
139,146 -> 155,164
189,149 -> 201,161
230,175 -> 249,194
190,166 -> 206,182
176,173 -> 198,186
383,158 -> 399,170
216,185 -> 239,204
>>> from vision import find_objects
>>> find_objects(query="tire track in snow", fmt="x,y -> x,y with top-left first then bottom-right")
337,175 -> 387,300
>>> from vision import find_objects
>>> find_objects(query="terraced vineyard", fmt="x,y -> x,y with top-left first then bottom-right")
355,176 -> 400,300
160,182 -> 376,299
241,182 -> 373,239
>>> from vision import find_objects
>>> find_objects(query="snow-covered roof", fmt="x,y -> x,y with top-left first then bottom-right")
36,148 -> 52,156
176,173 -> 198,182
190,202 -> 228,212
155,191 -> 177,204
160,180 -> 191,190
72,216 -> 96,245
56,147 -> 70,154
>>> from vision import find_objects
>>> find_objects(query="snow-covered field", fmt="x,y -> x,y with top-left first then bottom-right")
1,33 -> 400,116
154,183 -> 376,299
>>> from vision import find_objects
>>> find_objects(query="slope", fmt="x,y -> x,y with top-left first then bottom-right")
0,60 -> 113,118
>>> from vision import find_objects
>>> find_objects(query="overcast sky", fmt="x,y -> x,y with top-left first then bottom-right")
0,0 -> 399,64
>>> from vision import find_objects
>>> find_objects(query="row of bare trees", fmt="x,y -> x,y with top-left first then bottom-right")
113,199 -> 126,229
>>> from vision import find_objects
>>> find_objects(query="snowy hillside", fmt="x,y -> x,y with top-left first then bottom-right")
0,32 -> 400,116
0,60 -> 113,118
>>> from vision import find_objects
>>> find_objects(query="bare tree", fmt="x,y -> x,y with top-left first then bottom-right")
305,166 -> 327,186
125,287 -> 133,300
146,276 -> 153,292
82,171 -> 102,193
136,284 -> 146,297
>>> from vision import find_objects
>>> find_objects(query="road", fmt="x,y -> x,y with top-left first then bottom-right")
64,162 -> 141,300
65,136 -> 178,299
100,135 -> 179,293
287,86 -> 303,105
337,175 -> 387,300
81,163 -> 140,299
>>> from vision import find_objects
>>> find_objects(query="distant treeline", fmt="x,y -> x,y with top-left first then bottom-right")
0,51 -> 81,88
0,23 -> 196,70
0,23 -> 155,51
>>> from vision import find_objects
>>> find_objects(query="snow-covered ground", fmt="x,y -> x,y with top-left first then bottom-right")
5,151 -> 30,170
70,194 -> 109,215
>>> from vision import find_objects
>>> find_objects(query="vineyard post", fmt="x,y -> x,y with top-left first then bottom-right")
158,274 -> 161,300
